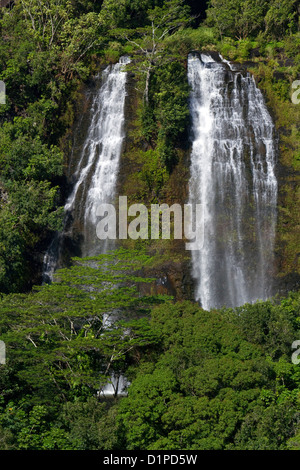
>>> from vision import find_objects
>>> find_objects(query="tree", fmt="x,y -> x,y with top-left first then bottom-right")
19,0 -> 71,50
118,294 -> 300,450
0,2 -> 106,293
206,0 -> 268,40
151,61 -> 190,167
0,249 -> 167,402
264,0 -> 298,38
115,0 -> 191,103
17,0 -> 104,78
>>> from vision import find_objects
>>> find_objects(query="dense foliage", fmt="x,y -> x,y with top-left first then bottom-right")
0,0 -> 299,452
0,251 -> 299,450
118,294 -> 300,450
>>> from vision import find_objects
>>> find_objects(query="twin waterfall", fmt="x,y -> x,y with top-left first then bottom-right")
187,53 -> 277,310
43,53 -> 278,349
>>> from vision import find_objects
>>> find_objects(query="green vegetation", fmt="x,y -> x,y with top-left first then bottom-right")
0,0 -> 103,292
0,250 -> 299,449
0,0 -> 299,451
118,293 -> 300,450
141,60 -> 190,169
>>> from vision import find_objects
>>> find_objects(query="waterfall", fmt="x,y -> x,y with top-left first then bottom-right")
65,55 -> 131,258
187,52 -> 278,310
43,56 -> 130,281
42,56 -> 131,397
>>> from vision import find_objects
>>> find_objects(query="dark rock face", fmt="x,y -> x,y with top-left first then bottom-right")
116,66 -> 195,302
0,0 -> 13,8
138,260 -> 195,301
108,53 -> 298,304
41,54 -> 298,302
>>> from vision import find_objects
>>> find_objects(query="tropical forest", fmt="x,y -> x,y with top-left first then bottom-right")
0,0 -> 300,452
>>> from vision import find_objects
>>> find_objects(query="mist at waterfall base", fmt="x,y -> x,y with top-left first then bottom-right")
187,52 -> 278,311
43,56 -> 131,398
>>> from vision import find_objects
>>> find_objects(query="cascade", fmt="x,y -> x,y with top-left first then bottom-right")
42,56 -> 131,396
43,56 -> 130,281
187,52 -> 278,310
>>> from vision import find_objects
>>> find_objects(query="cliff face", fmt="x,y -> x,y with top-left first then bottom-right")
248,64 -> 300,297
0,0 -> 13,8
116,66 -> 195,301
54,53 -> 299,304
116,55 -> 299,303
274,146 -> 300,296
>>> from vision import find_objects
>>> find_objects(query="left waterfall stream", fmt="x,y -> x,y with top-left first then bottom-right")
42,56 -> 131,398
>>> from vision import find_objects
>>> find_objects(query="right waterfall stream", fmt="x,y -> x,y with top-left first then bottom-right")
187,52 -> 278,310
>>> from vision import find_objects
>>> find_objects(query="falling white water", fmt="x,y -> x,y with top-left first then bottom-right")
42,56 -> 130,282
65,55 -> 131,257
42,57 -> 131,397
188,52 -> 278,310
42,233 -> 61,284
98,373 -> 129,398
98,312 -> 130,399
